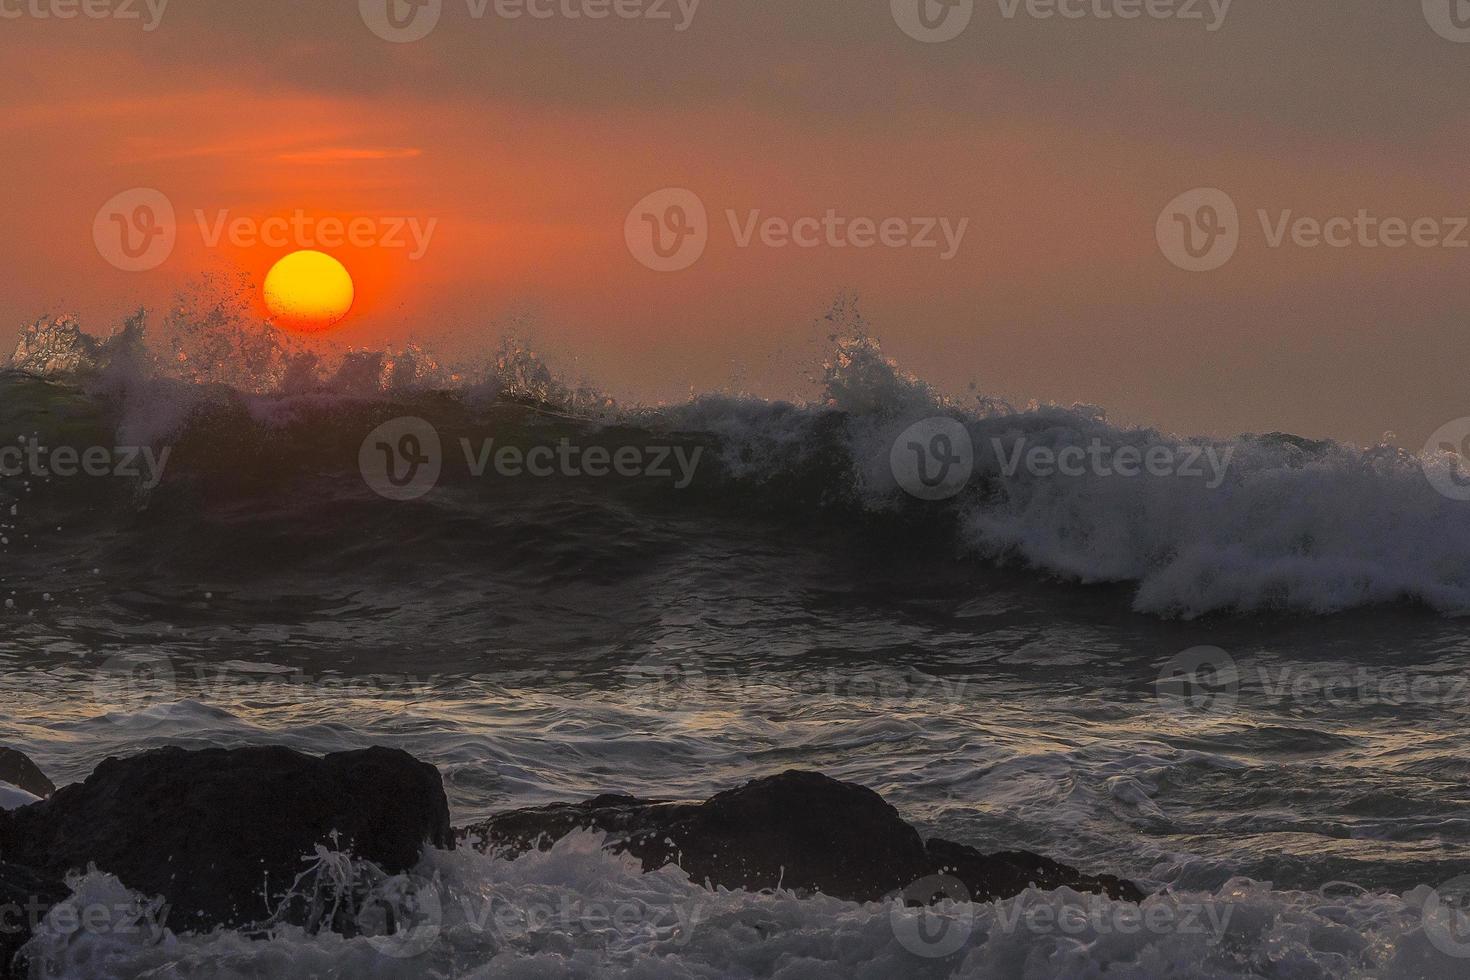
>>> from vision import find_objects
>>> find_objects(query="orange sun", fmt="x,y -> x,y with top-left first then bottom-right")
262,250 -> 355,332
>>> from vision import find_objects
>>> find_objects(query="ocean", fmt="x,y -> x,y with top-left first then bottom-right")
4,308 -> 1470,978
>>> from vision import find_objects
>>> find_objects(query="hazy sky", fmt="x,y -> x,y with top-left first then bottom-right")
3,0 -> 1468,445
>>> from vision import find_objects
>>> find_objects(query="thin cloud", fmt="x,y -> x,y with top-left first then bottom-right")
278,147 -> 424,164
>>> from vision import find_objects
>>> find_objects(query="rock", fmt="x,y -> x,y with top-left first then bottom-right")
459,769 -> 1145,905
924,837 -> 1144,904
478,770 -> 935,902
0,861 -> 68,980
0,745 -> 452,931
0,749 -> 54,800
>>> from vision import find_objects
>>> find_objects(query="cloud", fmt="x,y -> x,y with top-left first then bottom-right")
277,147 -> 425,164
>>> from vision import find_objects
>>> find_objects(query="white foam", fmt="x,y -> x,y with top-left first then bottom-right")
0,780 -> 39,810
949,417 -> 1470,617
675,336 -> 1470,617
19,834 -> 1470,979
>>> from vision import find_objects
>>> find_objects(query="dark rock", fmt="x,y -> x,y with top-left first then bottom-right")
0,749 -> 54,800
0,745 -> 452,931
0,861 -> 68,980
459,769 -> 1145,905
924,837 -> 1145,904
465,771 -> 932,902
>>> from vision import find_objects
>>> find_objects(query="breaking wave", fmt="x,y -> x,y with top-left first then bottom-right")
4,294 -> 1469,619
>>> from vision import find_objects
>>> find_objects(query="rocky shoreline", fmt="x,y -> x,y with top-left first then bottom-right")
0,745 -> 1144,978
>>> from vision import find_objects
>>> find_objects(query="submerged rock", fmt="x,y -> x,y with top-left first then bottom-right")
0,745 -> 452,931
459,769 -> 1144,905
0,748 -> 54,800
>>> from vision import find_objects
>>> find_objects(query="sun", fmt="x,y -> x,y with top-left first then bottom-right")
262,250 -> 355,332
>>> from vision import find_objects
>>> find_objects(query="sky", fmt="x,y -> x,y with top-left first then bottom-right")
2,0 -> 1469,446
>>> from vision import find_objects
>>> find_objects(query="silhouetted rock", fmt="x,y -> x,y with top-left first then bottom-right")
924,837 -> 1144,904
0,745 -> 452,931
459,769 -> 1145,905
0,861 -> 67,980
0,749 -> 54,800
464,772 -> 932,901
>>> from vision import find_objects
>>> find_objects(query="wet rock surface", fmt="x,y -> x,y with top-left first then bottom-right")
460,769 -> 1145,905
0,745 -> 453,931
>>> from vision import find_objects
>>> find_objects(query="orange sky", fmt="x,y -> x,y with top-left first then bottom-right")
3,2 -> 1470,445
